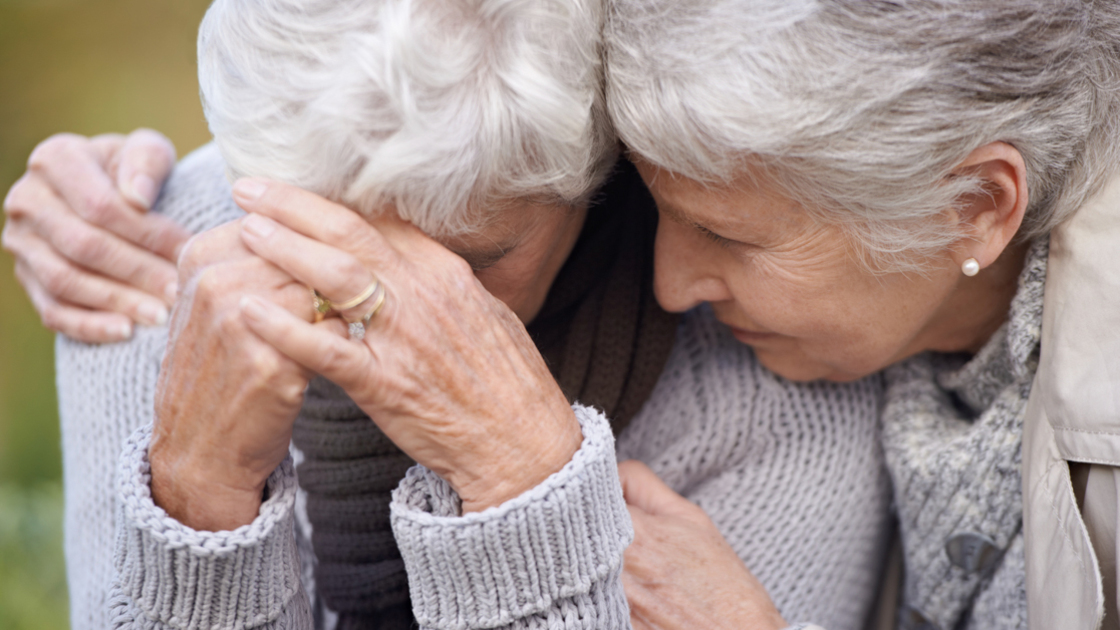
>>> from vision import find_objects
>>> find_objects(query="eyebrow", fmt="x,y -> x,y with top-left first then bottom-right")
451,245 -> 511,271
656,199 -> 733,241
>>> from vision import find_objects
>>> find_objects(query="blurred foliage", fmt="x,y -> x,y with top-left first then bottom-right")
0,483 -> 68,630
0,1 -> 214,627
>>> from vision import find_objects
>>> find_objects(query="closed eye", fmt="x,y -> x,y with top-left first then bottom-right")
695,223 -> 737,247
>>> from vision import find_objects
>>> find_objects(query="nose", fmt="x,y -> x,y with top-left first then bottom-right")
652,214 -> 733,313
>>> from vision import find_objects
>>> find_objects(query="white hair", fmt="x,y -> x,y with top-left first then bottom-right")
198,0 -> 616,237
605,0 -> 1120,270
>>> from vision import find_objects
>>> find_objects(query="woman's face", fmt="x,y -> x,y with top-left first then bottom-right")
636,160 -> 971,383
439,201 -> 588,324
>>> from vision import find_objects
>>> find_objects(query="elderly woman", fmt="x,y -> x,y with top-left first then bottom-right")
601,0 -> 1120,629
4,1 -> 890,630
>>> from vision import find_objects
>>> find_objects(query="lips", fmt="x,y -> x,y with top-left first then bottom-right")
728,326 -> 777,344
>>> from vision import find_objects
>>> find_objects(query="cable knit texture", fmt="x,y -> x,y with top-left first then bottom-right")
110,425 -> 307,630
390,405 -> 633,630
60,144 -> 892,630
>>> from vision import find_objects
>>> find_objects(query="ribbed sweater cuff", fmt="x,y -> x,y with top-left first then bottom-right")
390,404 -> 633,630
114,425 -> 302,630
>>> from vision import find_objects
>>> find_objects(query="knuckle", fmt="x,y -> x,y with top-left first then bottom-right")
273,379 -> 306,407
39,304 -> 63,331
80,189 -> 119,225
38,261 -> 73,296
176,233 -> 204,269
443,253 -> 474,279
0,222 -> 21,254
194,268 -> 229,301
131,128 -> 176,154
248,346 -> 282,378
315,341 -> 352,377
338,257 -> 368,285
3,177 -> 30,216
216,305 -> 247,338
68,227 -> 108,263
28,133 -> 83,168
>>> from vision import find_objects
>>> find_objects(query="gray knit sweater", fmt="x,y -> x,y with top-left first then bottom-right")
59,144 -> 892,630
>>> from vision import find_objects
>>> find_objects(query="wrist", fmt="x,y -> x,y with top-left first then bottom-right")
148,441 -> 270,531
457,405 -> 583,513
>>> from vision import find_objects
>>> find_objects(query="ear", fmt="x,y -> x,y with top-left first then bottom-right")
951,141 -> 1029,271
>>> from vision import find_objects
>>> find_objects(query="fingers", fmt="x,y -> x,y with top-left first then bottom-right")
618,460 -> 697,518
18,185 -> 181,305
115,129 -> 177,211
26,132 -> 191,261
231,178 -> 405,265
176,220 -> 257,284
16,263 -> 134,343
11,229 -> 170,326
239,295 -> 372,390
239,214 -> 381,315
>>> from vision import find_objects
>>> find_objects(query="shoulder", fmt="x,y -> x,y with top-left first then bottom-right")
151,142 -> 244,234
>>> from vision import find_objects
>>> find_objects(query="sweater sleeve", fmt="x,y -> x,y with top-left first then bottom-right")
108,425 -> 314,630
389,404 -> 634,630
56,143 -> 253,630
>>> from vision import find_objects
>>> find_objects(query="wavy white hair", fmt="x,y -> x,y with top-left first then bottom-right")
198,0 -> 615,237
605,0 -> 1120,270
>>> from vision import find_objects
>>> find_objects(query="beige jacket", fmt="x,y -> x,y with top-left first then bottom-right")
1023,175 -> 1120,630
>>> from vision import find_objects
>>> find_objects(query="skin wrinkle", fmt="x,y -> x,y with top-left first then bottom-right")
637,143 -> 1031,384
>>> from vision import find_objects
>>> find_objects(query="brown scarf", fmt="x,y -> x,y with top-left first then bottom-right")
292,159 -> 679,629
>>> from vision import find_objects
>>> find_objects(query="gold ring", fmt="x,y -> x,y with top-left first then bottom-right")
332,279 -> 380,311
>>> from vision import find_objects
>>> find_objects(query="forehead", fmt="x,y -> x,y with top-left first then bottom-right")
633,158 -> 803,231
435,199 -> 567,268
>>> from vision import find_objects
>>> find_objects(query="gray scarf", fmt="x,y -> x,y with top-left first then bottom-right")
884,237 -> 1046,630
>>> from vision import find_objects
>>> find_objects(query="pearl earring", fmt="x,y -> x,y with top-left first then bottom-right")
962,258 -> 980,277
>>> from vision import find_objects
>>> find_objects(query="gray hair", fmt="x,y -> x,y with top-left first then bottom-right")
198,0 -> 616,237
605,0 -> 1120,270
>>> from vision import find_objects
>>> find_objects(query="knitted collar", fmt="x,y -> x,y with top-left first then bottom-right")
883,237 -> 1047,630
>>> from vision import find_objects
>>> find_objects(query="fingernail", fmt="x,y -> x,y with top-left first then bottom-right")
108,322 -> 133,341
137,302 -> 169,326
233,178 -> 268,203
164,281 -> 179,303
242,214 -> 276,239
125,174 -> 158,209
240,295 -> 268,321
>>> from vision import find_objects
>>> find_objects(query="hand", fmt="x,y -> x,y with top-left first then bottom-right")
230,178 -> 584,513
1,129 -> 191,342
619,460 -> 788,630
148,220 -> 316,532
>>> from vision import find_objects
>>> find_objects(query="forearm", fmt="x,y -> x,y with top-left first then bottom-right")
111,425 -> 314,630
391,405 -> 633,630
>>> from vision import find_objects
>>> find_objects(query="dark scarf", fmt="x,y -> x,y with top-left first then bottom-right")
292,160 -> 679,629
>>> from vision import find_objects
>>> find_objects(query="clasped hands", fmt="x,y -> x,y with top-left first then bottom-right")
149,178 -> 582,530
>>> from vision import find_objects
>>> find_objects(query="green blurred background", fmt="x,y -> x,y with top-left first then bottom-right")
0,1 -> 213,627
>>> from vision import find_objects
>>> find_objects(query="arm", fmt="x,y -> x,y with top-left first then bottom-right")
610,308 -> 892,630
617,461 -> 788,630
390,405 -> 632,630
225,180 -> 629,628
108,426 -> 313,630
53,145 -> 268,630
101,214 -> 320,628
